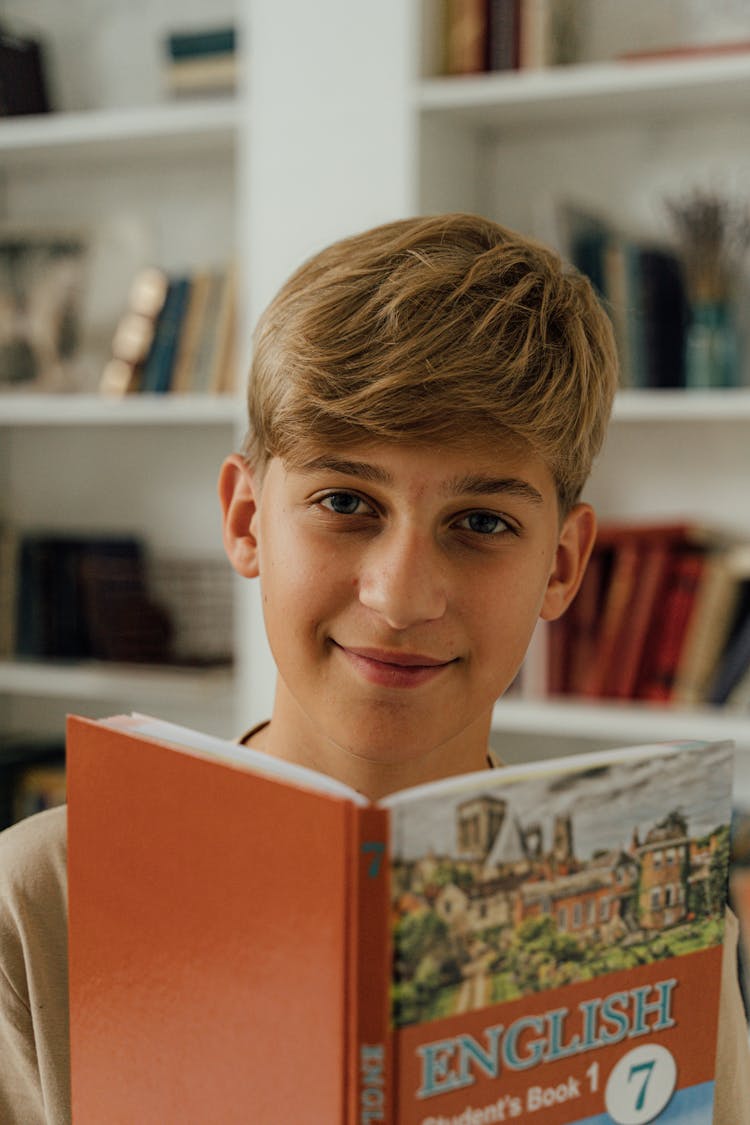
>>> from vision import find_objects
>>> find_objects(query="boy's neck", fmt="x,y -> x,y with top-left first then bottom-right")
247,683 -> 492,802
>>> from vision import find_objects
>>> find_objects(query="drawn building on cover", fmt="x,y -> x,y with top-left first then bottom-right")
389,745 -> 731,1030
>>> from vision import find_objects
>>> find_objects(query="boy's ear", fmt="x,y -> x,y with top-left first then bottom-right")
218,454 -> 261,579
540,503 -> 597,622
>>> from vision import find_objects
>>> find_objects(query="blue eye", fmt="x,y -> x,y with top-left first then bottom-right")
459,512 -> 508,535
321,492 -> 367,515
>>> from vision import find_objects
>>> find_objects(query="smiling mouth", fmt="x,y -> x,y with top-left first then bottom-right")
332,642 -> 457,688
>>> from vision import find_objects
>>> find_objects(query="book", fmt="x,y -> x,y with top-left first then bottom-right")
487,0 -> 521,72
709,604 -> 750,707
169,271 -> 214,393
182,269 -> 227,392
165,27 -> 237,60
673,543 -> 750,706
68,713 -> 734,1123
207,262 -> 238,394
636,548 -> 706,702
139,276 -> 192,394
0,29 -> 51,116
519,0 -> 552,69
445,0 -> 488,74
164,54 -> 238,96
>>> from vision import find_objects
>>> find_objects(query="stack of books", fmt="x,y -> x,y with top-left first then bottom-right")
162,26 -> 237,96
99,264 -> 237,397
546,521 -> 750,709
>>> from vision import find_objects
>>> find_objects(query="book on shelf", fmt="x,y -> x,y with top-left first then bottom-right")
0,28 -> 51,116
139,276 -> 192,394
165,27 -> 237,59
68,713 -> 733,1122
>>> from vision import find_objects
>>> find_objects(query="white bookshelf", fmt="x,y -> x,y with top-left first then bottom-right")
3,0 -> 750,761
0,0 -> 244,740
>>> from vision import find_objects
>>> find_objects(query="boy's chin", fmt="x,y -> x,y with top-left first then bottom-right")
328,715 -> 469,771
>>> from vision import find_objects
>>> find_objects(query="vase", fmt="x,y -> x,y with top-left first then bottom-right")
684,301 -> 739,389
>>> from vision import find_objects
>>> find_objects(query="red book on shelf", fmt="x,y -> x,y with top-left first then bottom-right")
67,715 -> 733,1124
636,549 -> 706,702
580,536 -> 641,699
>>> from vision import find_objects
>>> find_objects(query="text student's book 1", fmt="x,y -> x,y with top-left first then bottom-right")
66,714 -> 734,1124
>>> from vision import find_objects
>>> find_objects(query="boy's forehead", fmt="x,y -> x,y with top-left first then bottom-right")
279,435 -> 555,491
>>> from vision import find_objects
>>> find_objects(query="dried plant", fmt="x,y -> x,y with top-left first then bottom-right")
665,189 -> 750,304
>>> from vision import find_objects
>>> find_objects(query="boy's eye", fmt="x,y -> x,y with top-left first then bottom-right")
457,511 -> 509,535
320,491 -> 372,516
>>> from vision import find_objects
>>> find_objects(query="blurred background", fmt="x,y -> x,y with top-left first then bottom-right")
2,0 -> 750,1004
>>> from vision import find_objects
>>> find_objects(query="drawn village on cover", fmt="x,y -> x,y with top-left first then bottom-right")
389,743 -> 732,1030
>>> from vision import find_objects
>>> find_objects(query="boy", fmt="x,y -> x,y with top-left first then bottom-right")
1,213 -> 748,1123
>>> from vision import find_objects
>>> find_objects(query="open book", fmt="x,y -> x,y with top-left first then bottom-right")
67,714 -> 733,1124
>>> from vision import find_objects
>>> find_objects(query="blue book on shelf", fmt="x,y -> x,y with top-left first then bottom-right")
140,277 -> 191,395
166,28 -> 236,60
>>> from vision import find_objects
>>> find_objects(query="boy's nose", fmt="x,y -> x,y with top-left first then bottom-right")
357,528 -> 448,629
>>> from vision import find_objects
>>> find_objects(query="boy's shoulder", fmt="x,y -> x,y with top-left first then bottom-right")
0,805 -> 67,902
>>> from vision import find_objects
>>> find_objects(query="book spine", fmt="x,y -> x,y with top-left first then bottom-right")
140,278 -> 191,394
347,805 -> 392,1125
166,28 -> 236,60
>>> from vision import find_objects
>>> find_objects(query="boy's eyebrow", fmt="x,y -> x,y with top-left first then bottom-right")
295,456 -> 393,484
444,473 -> 545,505
296,457 -> 544,504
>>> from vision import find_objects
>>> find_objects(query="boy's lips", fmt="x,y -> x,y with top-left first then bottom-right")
332,643 -> 457,688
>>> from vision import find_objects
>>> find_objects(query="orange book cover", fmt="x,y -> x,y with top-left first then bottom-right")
68,717 -> 733,1124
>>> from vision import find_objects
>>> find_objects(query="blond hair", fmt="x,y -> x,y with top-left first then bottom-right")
244,213 -> 618,512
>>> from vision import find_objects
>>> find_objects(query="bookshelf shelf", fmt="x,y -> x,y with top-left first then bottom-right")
492,695 -> 750,747
0,394 -> 242,427
0,98 -> 240,166
0,659 -> 234,706
612,389 -> 750,423
416,54 -> 750,130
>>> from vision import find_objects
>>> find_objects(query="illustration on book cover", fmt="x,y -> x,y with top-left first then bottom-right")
388,742 -> 732,1124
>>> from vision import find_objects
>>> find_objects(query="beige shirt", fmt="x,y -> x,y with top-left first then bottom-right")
1,804 -> 749,1124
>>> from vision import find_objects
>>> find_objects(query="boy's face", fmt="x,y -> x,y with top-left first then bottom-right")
220,440 -> 595,788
